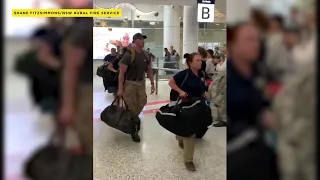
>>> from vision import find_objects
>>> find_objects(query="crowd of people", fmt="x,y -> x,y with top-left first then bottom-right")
98,32 -> 228,171
227,5 -> 316,180
12,1 -> 316,178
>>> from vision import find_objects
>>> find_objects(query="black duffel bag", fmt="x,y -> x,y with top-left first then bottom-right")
24,127 -> 92,180
100,97 -> 140,134
96,64 -> 110,78
156,99 -> 212,137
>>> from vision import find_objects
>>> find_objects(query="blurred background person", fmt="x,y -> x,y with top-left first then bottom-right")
205,49 -> 216,78
226,23 -> 278,180
146,48 -> 155,62
163,47 -> 174,74
272,2 -> 316,180
170,49 -> 180,69
265,14 -> 293,83
103,48 -> 117,64
197,46 -> 208,73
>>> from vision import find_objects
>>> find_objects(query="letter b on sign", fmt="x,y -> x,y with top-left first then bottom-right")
197,4 -> 215,22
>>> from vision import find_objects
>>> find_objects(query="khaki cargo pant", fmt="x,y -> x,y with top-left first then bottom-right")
73,85 -> 93,154
123,80 -> 147,116
176,134 -> 196,162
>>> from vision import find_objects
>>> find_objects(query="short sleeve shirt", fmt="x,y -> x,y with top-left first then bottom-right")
104,54 -> 116,63
63,18 -> 93,84
170,69 -> 206,100
120,50 -> 150,81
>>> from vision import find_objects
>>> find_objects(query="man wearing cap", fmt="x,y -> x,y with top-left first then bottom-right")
117,33 -> 155,142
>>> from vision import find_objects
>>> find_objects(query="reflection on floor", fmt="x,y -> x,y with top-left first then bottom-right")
5,75 -> 226,180
5,75 -> 55,180
93,76 -> 226,180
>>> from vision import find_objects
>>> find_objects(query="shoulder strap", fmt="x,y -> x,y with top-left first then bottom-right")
130,48 -> 135,63
143,50 -> 150,60
180,71 -> 189,88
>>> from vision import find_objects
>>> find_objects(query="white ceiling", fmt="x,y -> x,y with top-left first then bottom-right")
93,0 -> 226,14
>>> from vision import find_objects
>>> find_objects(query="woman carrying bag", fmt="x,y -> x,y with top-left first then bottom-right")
168,53 -> 208,171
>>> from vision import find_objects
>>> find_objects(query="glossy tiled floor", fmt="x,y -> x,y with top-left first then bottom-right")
5,74 -> 56,180
93,70 -> 227,180
4,63 -> 226,180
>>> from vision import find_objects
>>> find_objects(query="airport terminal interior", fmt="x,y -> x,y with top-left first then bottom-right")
4,0 -> 228,179
4,0 -> 311,178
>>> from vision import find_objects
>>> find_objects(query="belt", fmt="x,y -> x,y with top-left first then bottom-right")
127,78 -> 144,81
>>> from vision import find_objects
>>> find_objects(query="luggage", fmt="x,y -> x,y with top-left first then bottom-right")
96,64 -> 109,78
107,86 -> 117,93
196,127 -> 209,139
156,99 -> 212,137
24,127 -> 92,180
100,97 -> 140,134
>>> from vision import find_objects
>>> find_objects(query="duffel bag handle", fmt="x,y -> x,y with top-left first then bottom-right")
111,97 -> 129,109
49,123 -> 66,146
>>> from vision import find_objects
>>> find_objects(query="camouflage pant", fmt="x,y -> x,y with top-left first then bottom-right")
210,104 -> 226,123
123,80 -> 147,116
73,85 -> 93,154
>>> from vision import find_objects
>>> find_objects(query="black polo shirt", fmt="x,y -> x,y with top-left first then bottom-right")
227,59 -> 270,141
104,54 -> 117,63
170,69 -> 206,101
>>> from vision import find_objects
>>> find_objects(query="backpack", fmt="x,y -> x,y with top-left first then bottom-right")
127,48 -> 150,65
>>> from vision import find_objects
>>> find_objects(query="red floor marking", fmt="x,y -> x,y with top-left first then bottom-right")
146,100 -> 170,106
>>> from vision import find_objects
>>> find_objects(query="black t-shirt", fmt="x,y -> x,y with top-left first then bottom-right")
111,58 -> 120,70
170,69 -> 206,101
104,54 -> 117,63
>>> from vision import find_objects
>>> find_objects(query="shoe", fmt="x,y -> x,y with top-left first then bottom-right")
184,162 -> 196,171
213,121 -> 227,127
131,133 -> 141,142
178,141 -> 184,149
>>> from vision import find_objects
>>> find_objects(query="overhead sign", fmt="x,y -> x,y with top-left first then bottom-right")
197,0 -> 215,23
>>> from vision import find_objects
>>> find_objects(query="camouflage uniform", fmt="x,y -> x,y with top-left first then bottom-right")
208,70 -> 227,123
273,62 -> 315,180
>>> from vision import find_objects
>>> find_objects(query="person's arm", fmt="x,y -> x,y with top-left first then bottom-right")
61,44 -> 85,110
168,79 -> 184,94
118,53 -> 131,91
37,43 -> 61,70
61,26 -> 88,109
168,71 -> 185,94
146,58 -> 154,84
108,63 -> 117,73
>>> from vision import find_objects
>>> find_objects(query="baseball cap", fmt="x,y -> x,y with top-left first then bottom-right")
132,33 -> 147,41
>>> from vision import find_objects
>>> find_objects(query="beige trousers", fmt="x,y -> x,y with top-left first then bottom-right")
176,134 -> 196,162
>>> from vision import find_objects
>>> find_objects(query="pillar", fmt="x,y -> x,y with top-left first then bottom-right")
182,5 -> 198,56
163,5 -> 181,55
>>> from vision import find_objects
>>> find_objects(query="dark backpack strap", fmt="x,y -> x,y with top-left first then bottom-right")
180,70 -> 189,88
